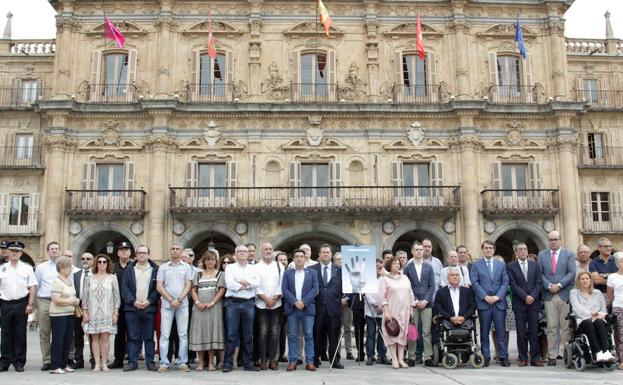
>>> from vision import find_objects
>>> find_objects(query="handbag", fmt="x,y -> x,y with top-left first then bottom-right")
74,305 -> 83,318
407,323 -> 419,342
384,317 -> 400,337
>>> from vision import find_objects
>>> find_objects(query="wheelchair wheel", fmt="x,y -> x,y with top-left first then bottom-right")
468,352 -> 485,369
602,361 -> 617,371
432,344 -> 440,366
574,357 -> 586,372
442,353 -> 459,369
563,344 -> 574,369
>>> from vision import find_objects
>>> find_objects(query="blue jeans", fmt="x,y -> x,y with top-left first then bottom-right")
126,310 -> 155,366
365,316 -> 386,360
287,311 -> 314,364
478,307 -> 508,360
224,299 -> 255,369
159,305 -> 189,366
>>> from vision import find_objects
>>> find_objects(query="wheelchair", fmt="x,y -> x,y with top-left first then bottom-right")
432,315 -> 485,369
563,312 -> 618,372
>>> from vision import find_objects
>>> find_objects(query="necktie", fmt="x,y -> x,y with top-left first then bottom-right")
551,250 -> 557,274
323,265 -> 328,286
521,262 -> 528,281
487,260 -> 493,278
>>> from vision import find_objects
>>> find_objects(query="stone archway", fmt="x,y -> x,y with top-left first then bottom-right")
272,223 -> 360,258
384,221 -> 454,260
490,220 -> 548,262
178,222 -> 243,259
71,223 -> 140,264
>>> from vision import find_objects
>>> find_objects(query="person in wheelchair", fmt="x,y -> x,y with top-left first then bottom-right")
569,271 -> 616,363
434,267 -> 475,331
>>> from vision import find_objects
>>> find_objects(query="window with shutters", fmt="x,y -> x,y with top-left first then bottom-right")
501,163 -> 528,196
583,79 -> 599,104
14,134 -> 34,160
198,163 -> 227,198
103,53 -> 129,96
9,195 -> 29,226
587,133 -> 604,159
403,163 -> 430,197
199,53 -> 227,97
300,53 -> 328,98
19,80 -> 38,104
402,54 -> 427,96
497,55 -> 521,96
96,164 -> 124,196
301,163 -> 329,197
591,192 -> 610,222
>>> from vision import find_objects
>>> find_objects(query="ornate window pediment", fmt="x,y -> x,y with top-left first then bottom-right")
182,20 -> 243,37
476,24 -> 536,39
383,22 -> 442,39
283,21 -> 344,38
87,21 -> 147,36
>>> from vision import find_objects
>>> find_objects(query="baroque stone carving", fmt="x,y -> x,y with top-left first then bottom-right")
306,126 -> 324,146
282,21 -> 344,37
100,120 -> 121,146
338,62 -> 368,101
135,80 -> 150,98
407,121 -> 425,146
233,80 -> 248,100
203,121 -> 221,146
504,120 -> 523,146
175,81 -> 189,102
262,62 -> 290,100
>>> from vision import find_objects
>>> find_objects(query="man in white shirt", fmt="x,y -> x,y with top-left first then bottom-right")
254,242 -> 284,370
0,241 -> 37,372
34,241 -> 61,371
440,250 -> 471,288
223,245 -> 260,372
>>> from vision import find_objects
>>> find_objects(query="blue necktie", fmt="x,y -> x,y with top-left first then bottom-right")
323,266 -> 328,286
487,260 -> 493,278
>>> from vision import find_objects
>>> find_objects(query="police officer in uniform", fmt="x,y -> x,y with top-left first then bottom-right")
0,241 -> 37,372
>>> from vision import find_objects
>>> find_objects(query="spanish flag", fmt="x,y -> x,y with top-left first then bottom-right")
207,11 -> 217,60
317,0 -> 332,37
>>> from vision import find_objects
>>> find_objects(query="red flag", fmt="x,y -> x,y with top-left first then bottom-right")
317,0 -> 332,37
207,12 -> 217,60
416,15 -> 425,60
104,15 -> 126,49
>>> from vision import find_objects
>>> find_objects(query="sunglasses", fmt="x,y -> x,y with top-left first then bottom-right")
97,260 -> 108,264
222,261 -> 231,264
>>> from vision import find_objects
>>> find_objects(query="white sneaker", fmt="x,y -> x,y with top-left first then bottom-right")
595,351 -> 606,362
603,351 -> 616,362
64,367 -> 75,372
50,368 -> 66,374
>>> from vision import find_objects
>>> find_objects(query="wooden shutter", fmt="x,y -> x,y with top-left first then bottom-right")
427,52 -> 437,87
124,161 -> 135,190
10,78 -> 22,107
91,50 -> 102,86
82,162 -> 96,190
328,50 -> 336,100
191,50 -> 199,85
394,51 -> 403,86
431,161 -> 443,186
488,52 -> 498,86
521,56 -> 532,87
291,51 -> 300,84
491,161 -> 502,189
35,79 -> 43,101
330,161 -> 342,198
0,193 -> 8,226
391,160 -> 403,198
288,161 -> 301,198
611,192 -> 622,217
186,160 -> 198,188
529,162 -> 542,190
127,49 -> 138,83
227,161 -> 237,201
227,51 -> 234,85
29,192 -> 40,232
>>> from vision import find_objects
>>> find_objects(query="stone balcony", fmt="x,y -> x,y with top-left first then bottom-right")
65,189 -> 147,218
481,189 -> 560,217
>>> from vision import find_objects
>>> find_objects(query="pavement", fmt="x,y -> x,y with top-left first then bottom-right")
0,329 -> 620,384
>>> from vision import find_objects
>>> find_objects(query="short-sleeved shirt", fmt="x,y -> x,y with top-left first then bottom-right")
49,277 -> 76,316
156,261 -> 193,308
35,259 -> 58,298
589,256 -> 618,293
0,261 -> 37,301
607,273 -> 623,308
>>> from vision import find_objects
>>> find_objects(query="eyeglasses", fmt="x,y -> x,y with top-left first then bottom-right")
600,245 -> 613,248
81,258 -> 93,261
548,238 -> 560,241
97,260 -> 108,264
136,252 -> 149,255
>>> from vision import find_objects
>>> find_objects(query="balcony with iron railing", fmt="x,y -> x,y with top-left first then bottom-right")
582,211 -> 623,234
571,89 -> 623,109
0,212 -> 40,236
392,84 -> 440,104
65,190 -> 147,217
0,146 -> 44,169
481,189 -> 560,216
578,146 -> 623,168
169,185 -> 461,214
487,85 -> 539,104
291,83 -> 338,103
187,83 -> 235,102
0,87 -> 50,108
87,84 -> 138,103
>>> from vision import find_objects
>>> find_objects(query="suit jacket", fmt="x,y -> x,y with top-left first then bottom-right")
311,262 -> 342,318
470,258 -> 509,311
120,260 -> 160,313
73,270 -> 90,308
433,285 -> 475,321
281,267 -> 318,316
507,260 -> 542,311
403,261 -> 435,307
537,248 -> 576,301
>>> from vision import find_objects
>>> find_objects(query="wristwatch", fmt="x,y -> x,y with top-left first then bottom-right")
195,300 -> 200,305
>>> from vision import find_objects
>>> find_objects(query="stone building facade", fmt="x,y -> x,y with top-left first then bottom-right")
0,0 -> 622,263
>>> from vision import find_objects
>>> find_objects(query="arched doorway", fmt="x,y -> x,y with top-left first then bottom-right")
384,221 -> 454,261
490,221 -> 548,263
84,231 -> 133,264
391,230 -> 444,261
71,223 -> 140,265
178,223 -> 241,264
272,223 -> 360,261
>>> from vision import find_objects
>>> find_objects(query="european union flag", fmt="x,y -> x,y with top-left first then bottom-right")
515,17 -> 527,59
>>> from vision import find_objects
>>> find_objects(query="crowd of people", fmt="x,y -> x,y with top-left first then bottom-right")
0,231 -> 622,374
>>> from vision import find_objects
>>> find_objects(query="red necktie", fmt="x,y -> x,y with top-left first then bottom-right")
551,250 -> 557,274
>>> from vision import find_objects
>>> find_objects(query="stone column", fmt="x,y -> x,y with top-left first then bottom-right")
248,17 -> 262,97
546,16 -> 567,100
146,137 -> 170,260
451,1 -> 471,99
42,136 -> 72,246
556,138 -> 580,248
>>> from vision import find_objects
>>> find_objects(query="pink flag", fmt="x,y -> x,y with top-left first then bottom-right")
207,12 -> 217,59
105,15 -> 126,49
416,15 -> 425,60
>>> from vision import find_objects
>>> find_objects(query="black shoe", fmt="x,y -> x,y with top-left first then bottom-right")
0,366 -> 9,372
407,359 -> 416,367
90,359 -> 95,369
331,362 -> 344,369
321,354 -> 329,361
297,359 -> 304,365
123,364 -> 138,372
500,358 -> 510,367
313,359 -> 321,367
379,357 -> 392,365
414,357 -> 423,364
547,358 -> 557,366
346,353 -> 355,360
244,366 -> 260,372
355,355 -> 365,362
366,357 -> 374,366
14,365 -> 24,372
424,359 -> 435,367
41,363 -> 51,371
110,360 -> 124,369
279,356 -> 288,363
73,360 -> 84,369
146,364 -> 157,372
483,358 -> 490,367
222,366 -> 233,372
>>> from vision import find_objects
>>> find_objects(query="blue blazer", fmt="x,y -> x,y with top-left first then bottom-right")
120,260 -> 160,313
507,260 -> 542,311
403,262 -> 435,307
311,262 -> 343,318
537,248 -> 576,301
281,267 -> 318,316
470,258 -> 509,311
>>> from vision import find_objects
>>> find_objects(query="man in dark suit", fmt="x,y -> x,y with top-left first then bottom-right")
403,242 -> 435,366
311,244 -> 343,369
508,243 -> 543,367
434,267 -> 475,330
72,252 -> 94,369
112,242 -> 133,369
537,230 -> 575,366
282,249 -> 319,371
470,240 -> 510,367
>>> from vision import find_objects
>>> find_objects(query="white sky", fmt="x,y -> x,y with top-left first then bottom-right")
0,0 -> 621,40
